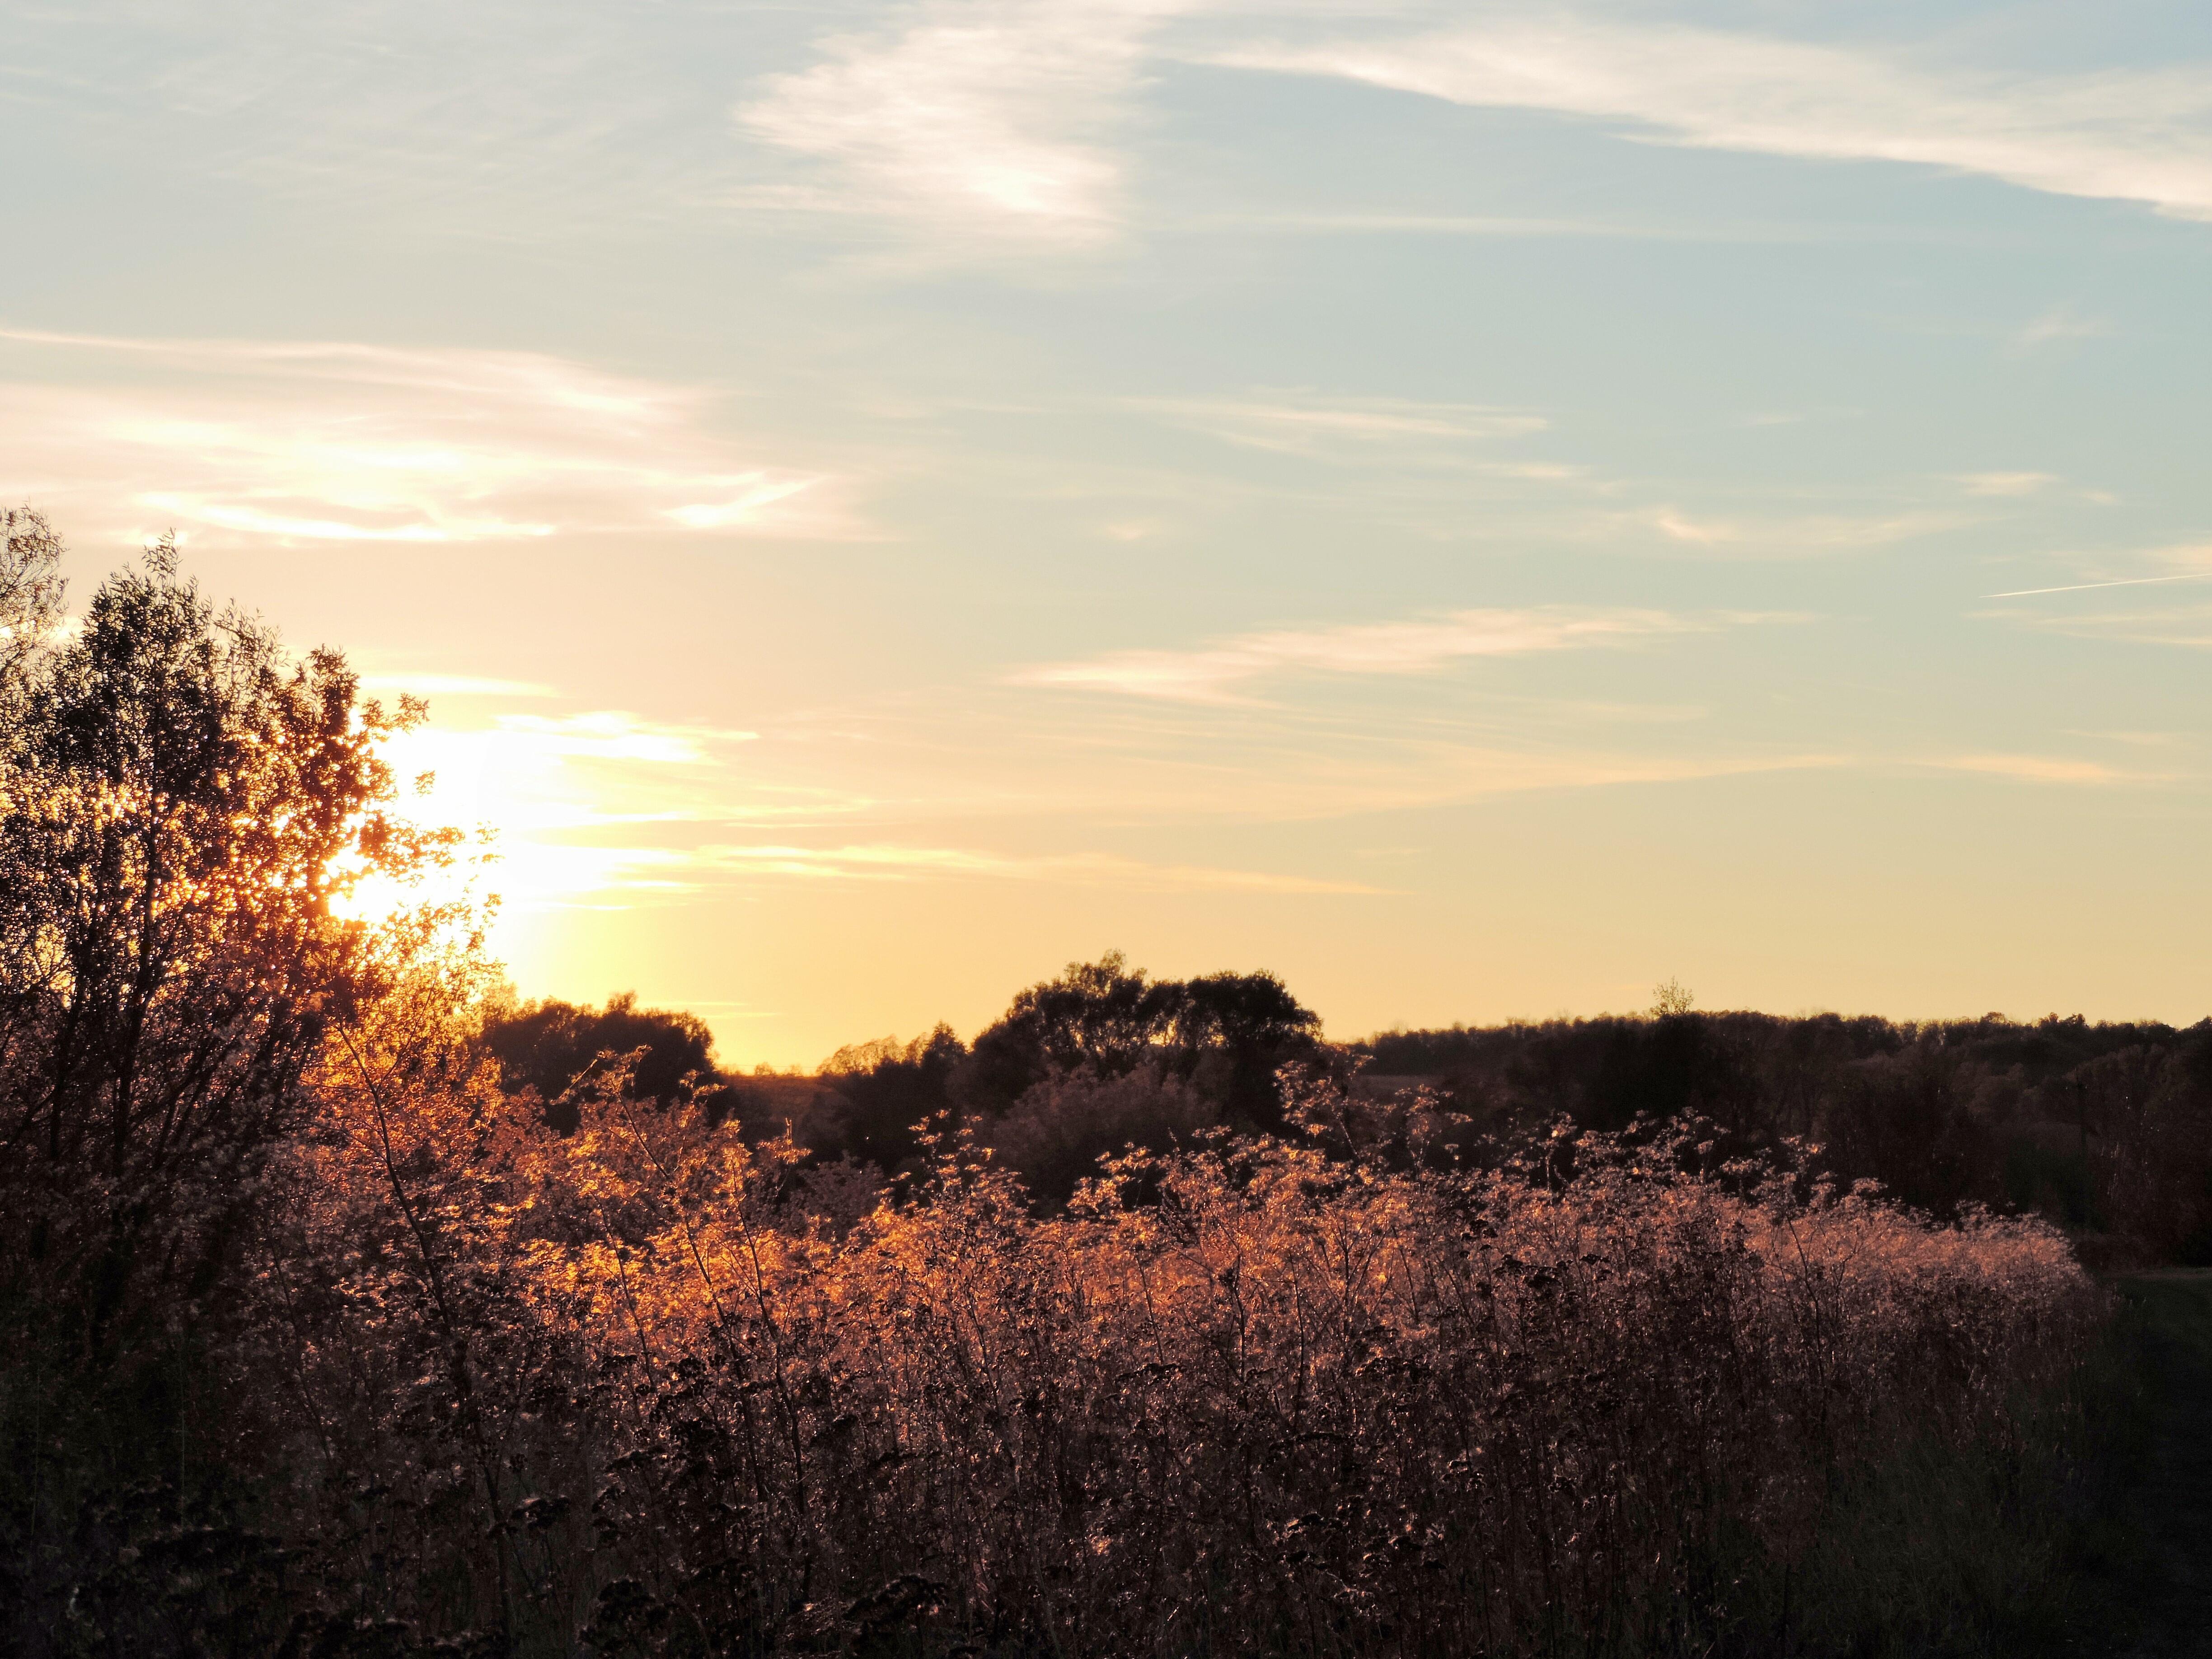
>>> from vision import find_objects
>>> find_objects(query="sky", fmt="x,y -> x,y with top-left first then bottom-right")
6,0 -> 2212,1065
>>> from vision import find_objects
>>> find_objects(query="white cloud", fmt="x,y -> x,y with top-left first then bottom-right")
358,672 -> 558,700
1221,19 -> 2212,222
1992,603 -> 2212,650
1634,504 -> 1965,555
2071,730 -> 2188,749
491,711 -> 759,766
1953,471 -> 2057,497
376,709 -> 768,842
1939,753 -> 2151,785
0,328 -> 842,548
141,494 -> 554,543
349,663 -> 1866,928
2013,306 -> 2111,351
1127,392 -> 1547,457
1012,606 -> 1717,702
700,842 -> 1383,894
664,478 -> 822,528
1977,555 -> 2212,646
740,0 -> 1193,247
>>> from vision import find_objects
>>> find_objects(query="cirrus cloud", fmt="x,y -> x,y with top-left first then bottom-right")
745,5 -> 2212,252
1219,18 -> 2212,223
1011,605 -> 1750,703
0,328 -> 847,548
740,0 -> 1196,248
1126,392 -> 1548,458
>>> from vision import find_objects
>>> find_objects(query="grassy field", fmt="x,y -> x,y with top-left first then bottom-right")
2051,1271 -> 2212,1656
1718,1267 -> 2212,1659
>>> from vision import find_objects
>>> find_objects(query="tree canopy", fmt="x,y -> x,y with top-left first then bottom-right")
961,950 -> 1321,1120
481,991 -> 717,1132
0,520 -> 450,1343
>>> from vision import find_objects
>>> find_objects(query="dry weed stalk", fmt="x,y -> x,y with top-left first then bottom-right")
251,1051 -> 2098,1657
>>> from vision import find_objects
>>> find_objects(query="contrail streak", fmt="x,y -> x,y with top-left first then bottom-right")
1985,572 -> 2212,598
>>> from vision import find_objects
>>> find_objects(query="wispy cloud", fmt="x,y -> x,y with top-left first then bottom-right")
1634,505 -> 1964,556
769,684 -> 1861,826
1012,606 -> 1727,703
2012,306 -> 2110,352
2,2 -> 747,236
740,0 -> 1193,248
700,842 -> 1383,894
490,712 -> 759,766
1976,550 -> 2212,645
361,659 -> 1865,928
0,328 -> 844,548
664,478 -> 822,529
1991,604 -> 2212,650
358,672 -> 558,700
2070,729 -> 2189,749
378,692 -> 1412,906
1938,753 -> 2156,785
1208,210 -> 2008,248
1954,471 -> 2057,498
1221,19 -> 2212,222
1126,392 -> 1546,458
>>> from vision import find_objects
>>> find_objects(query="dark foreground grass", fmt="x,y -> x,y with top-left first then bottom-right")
0,1270 -> 2182,1659
2041,1270 -> 2212,1657
1636,1270 -> 2212,1658
1864,1266 -> 2212,1659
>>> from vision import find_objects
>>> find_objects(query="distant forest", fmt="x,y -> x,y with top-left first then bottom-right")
498,967 -> 2211,1263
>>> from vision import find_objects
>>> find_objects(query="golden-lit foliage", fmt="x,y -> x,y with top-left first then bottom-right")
232,1010 -> 2098,1657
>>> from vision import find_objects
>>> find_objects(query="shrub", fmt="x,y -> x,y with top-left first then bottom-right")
989,1064 -> 1219,1207
205,1059 -> 2098,1658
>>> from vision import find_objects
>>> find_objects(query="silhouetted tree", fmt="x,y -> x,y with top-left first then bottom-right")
0,527 -> 458,1642
0,508 -> 66,708
482,991 -> 715,1131
960,951 -> 1175,1110
1584,1012 -> 1759,1137
959,951 -> 1320,1129
0,533 -> 448,1345
812,1023 -> 966,1169
1167,968 -> 1323,1129
1818,1047 -> 1998,1214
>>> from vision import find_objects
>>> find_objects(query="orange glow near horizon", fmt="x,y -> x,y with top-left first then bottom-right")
11,0 -> 2212,1066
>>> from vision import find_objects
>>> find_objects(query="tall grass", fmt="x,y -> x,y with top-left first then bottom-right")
211,1027 -> 2100,1658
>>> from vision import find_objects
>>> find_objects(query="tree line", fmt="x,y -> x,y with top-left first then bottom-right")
496,976 -> 2212,1263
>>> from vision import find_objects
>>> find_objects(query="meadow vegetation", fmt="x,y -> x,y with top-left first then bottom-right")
0,519 -> 2166,1655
